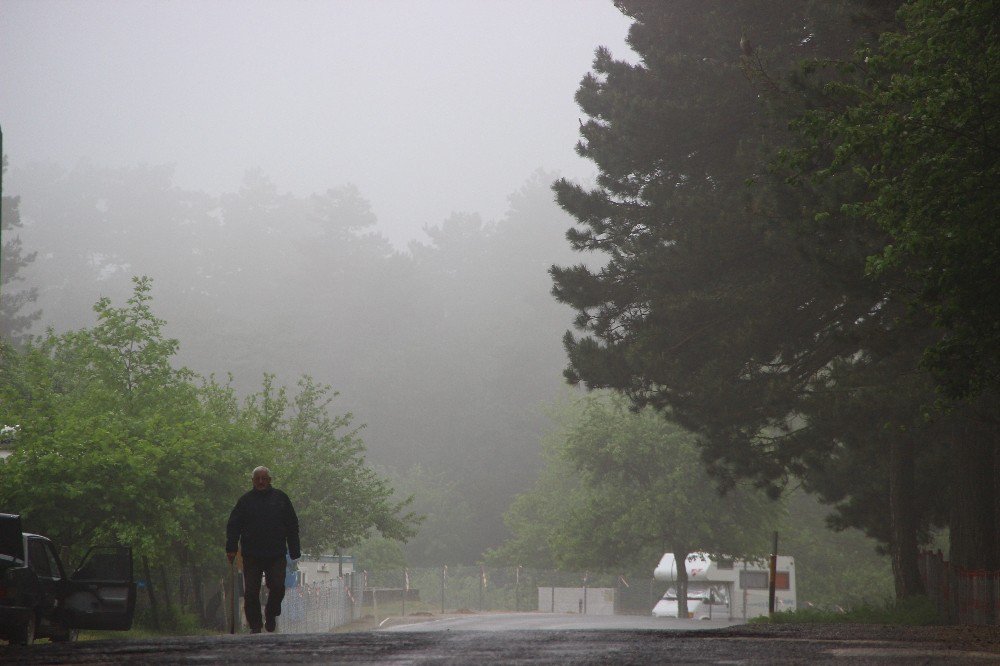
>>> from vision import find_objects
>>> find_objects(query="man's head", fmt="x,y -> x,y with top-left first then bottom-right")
252,466 -> 272,491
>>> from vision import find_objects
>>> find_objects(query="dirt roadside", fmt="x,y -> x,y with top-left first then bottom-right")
335,613 -> 1000,654
710,622 -> 1000,654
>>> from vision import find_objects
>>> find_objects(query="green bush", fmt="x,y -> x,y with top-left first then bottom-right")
752,595 -> 940,625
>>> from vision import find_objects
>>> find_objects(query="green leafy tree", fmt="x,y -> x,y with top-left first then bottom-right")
779,488 -> 894,608
351,535 -> 407,572
785,0 -> 999,571
486,434 -> 582,570
801,0 -> 999,398
239,374 -> 421,557
0,277 -> 253,572
492,394 -> 778,618
0,276 -> 420,610
491,394 -> 896,608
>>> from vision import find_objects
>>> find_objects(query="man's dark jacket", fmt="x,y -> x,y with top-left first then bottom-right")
226,487 -> 301,560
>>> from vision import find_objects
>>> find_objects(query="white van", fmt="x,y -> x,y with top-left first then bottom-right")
652,552 -> 796,620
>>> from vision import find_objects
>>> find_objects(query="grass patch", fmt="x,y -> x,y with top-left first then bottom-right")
750,595 -> 940,625
79,607 -> 220,641
79,625 -> 219,641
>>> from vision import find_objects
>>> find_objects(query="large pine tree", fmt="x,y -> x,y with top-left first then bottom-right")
549,1 -> 956,596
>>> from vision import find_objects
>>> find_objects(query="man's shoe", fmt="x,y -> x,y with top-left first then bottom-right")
250,626 -> 262,634
265,616 -> 276,633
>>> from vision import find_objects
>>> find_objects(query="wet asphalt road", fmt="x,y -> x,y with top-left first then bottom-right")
380,612 -> 741,632
2,618 -> 999,664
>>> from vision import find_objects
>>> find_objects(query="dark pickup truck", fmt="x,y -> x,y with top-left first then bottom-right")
0,513 -> 137,645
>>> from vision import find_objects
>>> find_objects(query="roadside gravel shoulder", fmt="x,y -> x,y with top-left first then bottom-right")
339,613 -> 1000,654
697,622 -> 1000,654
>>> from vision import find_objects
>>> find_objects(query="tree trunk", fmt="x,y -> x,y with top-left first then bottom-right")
949,417 -> 1000,570
674,550 -> 689,619
192,563 -> 206,626
159,566 -> 174,617
889,436 -> 924,597
142,556 -> 160,630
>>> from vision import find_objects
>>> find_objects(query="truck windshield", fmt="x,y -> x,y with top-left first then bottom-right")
663,583 -> 729,603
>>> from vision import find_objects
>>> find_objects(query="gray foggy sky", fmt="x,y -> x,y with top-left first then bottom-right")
1,0 -> 632,246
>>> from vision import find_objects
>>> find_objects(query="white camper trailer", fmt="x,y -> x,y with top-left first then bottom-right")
652,552 -> 796,620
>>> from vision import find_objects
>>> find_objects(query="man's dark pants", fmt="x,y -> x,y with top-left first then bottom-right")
243,555 -> 286,631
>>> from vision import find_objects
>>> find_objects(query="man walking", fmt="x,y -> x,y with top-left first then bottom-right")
226,466 -> 301,633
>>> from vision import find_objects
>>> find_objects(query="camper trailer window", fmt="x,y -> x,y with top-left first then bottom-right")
716,559 -> 734,570
739,570 -> 769,589
774,571 -> 790,590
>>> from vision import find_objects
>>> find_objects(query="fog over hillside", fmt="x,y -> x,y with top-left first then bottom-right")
1,0 -> 632,247
2,1 -> 633,562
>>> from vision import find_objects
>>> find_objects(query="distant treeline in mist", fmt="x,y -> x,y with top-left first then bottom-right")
5,163 -> 579,563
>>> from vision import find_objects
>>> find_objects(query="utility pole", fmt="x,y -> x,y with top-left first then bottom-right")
768,531 -> 778,615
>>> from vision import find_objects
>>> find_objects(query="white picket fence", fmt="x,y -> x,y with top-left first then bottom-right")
279,576 -> 363,633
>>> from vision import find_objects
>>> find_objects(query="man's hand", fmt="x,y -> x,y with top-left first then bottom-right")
227,551 -> 236,564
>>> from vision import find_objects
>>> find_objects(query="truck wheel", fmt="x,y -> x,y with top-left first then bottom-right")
51,624 -> 79,642
13,612 -> 37,645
